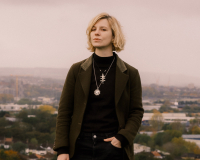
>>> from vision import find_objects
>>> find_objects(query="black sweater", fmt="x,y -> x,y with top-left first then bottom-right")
56,52 -> 129,156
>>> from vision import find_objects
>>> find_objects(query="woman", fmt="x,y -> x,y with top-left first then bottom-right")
53,12 -> 144,160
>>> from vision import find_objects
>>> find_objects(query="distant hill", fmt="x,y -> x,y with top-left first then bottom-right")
0,68 -> 200,87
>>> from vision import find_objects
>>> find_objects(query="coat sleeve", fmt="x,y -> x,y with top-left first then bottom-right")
53,64 -> 76,151
117,69 -> 144,146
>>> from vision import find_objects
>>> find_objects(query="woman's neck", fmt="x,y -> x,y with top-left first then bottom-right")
94,47 -> 113,57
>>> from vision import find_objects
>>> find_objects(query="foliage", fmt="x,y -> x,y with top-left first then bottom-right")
11,141 -> 27,153
162,122 -> 187,134
154,130 -> 182,146
162,137 -> 200,157
172,137 -> 200,154
150,113 -> 164,131
0,94 -> 14,103
30,138 -> 38,146
182,106 -> 200,113
16,98 -> 42,105
0,117 -> 10,127
1,109 -> 56,145
134,134 -> 152,145
162,142 -> 188,157
190,126 -> 200,134
0,149 -> 21,160
0,111 -> 9,118
51,154 -> 57,160
39,105 -> 56,114
135,152 -> 155,160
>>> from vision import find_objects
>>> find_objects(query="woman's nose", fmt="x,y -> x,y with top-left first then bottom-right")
94,29 -> 100,35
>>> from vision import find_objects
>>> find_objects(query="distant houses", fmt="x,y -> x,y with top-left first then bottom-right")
0,136 -> 55,160
0,136 -> 14,149
134,143 -> 170,159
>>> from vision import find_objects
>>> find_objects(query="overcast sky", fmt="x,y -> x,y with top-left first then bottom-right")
0,0 -> 200,78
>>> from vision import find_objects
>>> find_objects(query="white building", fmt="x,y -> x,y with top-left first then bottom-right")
37,97 -> 55,104
134,143 -> 151,154
0,103 -> 40,112
142,113 -> 194,124
25,146 -> 47,155
143,105 -> 161,111
5,117 -> 18,122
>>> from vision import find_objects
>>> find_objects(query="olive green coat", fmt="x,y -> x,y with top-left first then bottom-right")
53,53 -> 144,160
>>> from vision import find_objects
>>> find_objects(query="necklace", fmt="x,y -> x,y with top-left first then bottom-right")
94,60 -> 107,84
93,55 -> 115,96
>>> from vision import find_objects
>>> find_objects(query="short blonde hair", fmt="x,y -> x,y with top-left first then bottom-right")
86,12 -> 126,53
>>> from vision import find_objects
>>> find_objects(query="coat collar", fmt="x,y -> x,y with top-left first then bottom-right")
78,52 -> 129,107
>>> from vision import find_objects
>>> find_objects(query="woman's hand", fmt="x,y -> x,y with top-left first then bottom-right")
57,154 -> 70,160
104,136 -> 122,148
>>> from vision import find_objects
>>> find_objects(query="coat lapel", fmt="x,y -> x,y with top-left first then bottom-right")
78,53 -> 129,107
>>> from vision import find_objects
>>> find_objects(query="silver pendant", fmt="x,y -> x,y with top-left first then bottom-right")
94,89 -> 100,96
100,73 -> 106,84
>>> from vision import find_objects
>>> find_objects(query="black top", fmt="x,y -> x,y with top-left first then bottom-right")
81,51 -> 118,132
56,52 -> 129,156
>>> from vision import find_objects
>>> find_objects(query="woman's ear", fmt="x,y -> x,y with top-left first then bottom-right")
112,36 -> 115,42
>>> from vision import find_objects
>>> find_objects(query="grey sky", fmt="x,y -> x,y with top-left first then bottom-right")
0,0 -> 200,78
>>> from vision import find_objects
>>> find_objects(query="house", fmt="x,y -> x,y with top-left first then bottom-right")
134,143 -> 151,154
35,154 -> 45,159
0,137 -> 14,149
151,151 -> 163,159
25,145 -> 47,155
36,147 -> 46,155
40,143 -> 54,154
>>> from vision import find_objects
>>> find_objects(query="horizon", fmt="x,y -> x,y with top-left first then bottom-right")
0,0 -> 200,79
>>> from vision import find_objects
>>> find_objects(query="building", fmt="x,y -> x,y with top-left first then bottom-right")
142,113 -> 194,124
0,103 -> 40,113
134,143 -> 151,154
25,146 -> 47,155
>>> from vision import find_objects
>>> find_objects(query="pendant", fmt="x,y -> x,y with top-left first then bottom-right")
100,73 -> 106,84
94,89 -> 100,96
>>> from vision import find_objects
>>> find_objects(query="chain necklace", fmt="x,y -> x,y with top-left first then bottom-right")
93,60 -> 107,84
93,55 -> 115,96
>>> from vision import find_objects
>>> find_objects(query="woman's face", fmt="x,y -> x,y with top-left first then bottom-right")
90,19 -> 113,50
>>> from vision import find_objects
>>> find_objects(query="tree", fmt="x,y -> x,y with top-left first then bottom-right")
16,110 -> 28,119
135,152 -> 155,160
51,154 -> 57,160
162,142 -> 188,157
191,126 -> 200,134
0,94 -> 14,103
39,105 -> 56,114
150,113 -> 164,131
172,137 -> 200,154
0,111 -> 9,118
134,134 -> 152,145
154,130 -> 182,146
12,141 -> 27,153
30,138 -> 38,146
0,149 -> 21,160
0,117 -> 10,127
